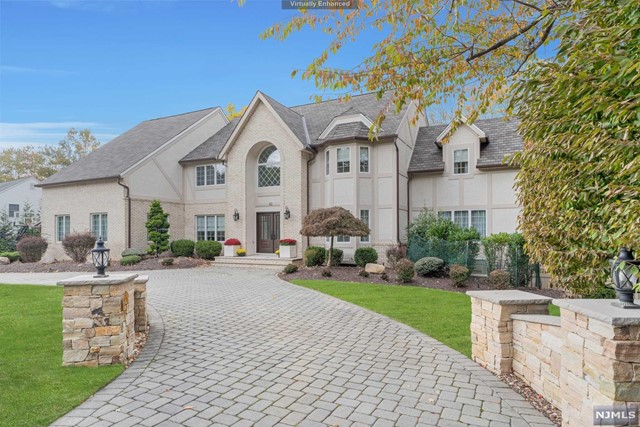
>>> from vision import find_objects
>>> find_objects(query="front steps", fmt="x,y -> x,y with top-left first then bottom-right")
212,254 -> 302,268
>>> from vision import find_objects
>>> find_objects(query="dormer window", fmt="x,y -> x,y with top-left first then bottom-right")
196,164 -> 225,186
453,149 -> 469,175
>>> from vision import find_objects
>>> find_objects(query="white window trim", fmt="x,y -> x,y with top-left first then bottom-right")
325,150 -> 330,176
360,209 -> 370,243
257,146 -> 281,188
90,212 -> 108,241
196,164 -> 226,187
336,147 -> 351,174
55,215 -> 71,242
453,148 -> 469,175
359,146 -> 370,173
195,214 -> 225,241
439,209 -> 487,237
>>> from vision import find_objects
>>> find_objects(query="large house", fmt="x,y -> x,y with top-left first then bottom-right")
0,177 -> 42,226
38,91 -> 523,261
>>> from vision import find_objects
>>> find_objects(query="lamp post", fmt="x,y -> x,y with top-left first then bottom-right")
610,248 -> 640,309
91,237 -> 110,278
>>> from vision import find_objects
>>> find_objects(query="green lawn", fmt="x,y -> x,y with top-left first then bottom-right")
291,280 -> 473,357
549,304 -> 560,316
0,285 -> 123,427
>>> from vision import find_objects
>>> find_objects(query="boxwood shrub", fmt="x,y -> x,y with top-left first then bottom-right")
120,255 -> 142,266
304,246 -> 326,267
324,248 -> 344,266
195,240 -> 222,259
414,257 -> 445,277
171,239 -> 195,257
354,247 -> 378,267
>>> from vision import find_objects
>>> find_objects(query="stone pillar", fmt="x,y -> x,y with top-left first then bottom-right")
59,273 -> 138,367
134,275 -> 149,333
467,290 -> 553,374
553,299 -> 640,427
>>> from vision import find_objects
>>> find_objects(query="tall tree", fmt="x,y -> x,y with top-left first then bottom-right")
145,200 -> 170,257
0,128 -> 100,181
300,207 -> 369,267
262,0 -> 573,126
510,0 -> 640,293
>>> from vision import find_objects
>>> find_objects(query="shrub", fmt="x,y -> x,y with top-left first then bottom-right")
16,236 -> 48,263
358,269 -> 369,277
146,200 -> 170,256
354,247 -> 378,267
236,248 -> 246,256
481,232 -> 511,272
61,232 -> 96,263
122,247 -> 147,257
170,239 -> 195,257
324,248 -> 343,266
396,259 -> 415,283
304,246 -> 326,267
489,269 -> 511,289
385,246 -> 405,269
0,251 -> 21,262
279,239 -> 297,246
224,238 -> 241,246
450,264 -> 470,287
415,257 -> 445,277
195,240 -> 222,260
120,255 -> 141,266
283,263 -> 298,274
381,272 -> 389,281
322,268 -> 332,277
161,258 -> 174,266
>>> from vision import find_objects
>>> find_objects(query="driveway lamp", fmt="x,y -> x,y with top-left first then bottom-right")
92,237 -> 110,278
610,248 -> 640,309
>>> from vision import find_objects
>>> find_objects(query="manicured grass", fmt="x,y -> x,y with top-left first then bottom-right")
549,304 -> 561,316
0,285 -> 123,427
291,280 -> 473,357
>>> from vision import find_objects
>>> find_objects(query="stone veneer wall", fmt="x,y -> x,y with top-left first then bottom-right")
511,315 -> 563,408
469,290 -> 640,427
59,273 -> 147,366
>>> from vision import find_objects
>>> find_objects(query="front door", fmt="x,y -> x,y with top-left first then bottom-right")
257,212 -> 280,253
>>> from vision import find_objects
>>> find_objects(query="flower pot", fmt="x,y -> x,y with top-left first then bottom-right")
279,245 -> 297,259
224,245 -> 240,257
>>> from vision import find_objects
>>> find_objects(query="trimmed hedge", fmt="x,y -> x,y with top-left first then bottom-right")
120,255 -> 142,266
283,263 -> 298,274
354,247 -> 378,267
16,236 -> 48,263
171,239 -> 195,257
195,240 -> 222,260
415,257 -> 444,277
304,246 -> 326,267
324,248 -> 344,266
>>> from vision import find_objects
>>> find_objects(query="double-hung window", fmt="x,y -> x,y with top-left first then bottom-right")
196,164 -> 226,186
359,147 -> 370,173
91,213 -> 108,241
336,147 -> 350,173
470,210 -> 487,237
360,209 -> 370,242
8,204 -> 19,218
440,209 -> 487,237
453,149 -> 469,175
196,215 -> 225,241
56,215 -> 71,242
325,150 -> 330,176
453,210 -> 470,229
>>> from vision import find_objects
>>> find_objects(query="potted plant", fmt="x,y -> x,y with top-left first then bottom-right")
224,238 -> 241,257
236,248 -> 246,257
279,239 -> 297,259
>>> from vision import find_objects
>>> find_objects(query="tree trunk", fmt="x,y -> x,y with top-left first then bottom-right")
328,235 -> 334,267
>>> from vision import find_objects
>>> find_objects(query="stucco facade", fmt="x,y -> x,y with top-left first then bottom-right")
39,92 -> 523,262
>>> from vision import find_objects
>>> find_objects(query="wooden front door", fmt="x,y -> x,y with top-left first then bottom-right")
257,212 -> 280,253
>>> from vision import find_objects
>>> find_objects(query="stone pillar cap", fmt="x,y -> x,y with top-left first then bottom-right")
134,275 -> 149,284
466,290 -> 553,305
552,298 -> 640,326
57,273 -> 139,286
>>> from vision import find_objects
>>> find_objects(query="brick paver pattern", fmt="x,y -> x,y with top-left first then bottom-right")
50,267 -> 554,427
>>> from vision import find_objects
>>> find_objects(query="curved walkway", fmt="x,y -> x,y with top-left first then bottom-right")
41,267 -> 553,427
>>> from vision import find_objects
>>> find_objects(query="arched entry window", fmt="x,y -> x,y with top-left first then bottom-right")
258,145 -> 280,187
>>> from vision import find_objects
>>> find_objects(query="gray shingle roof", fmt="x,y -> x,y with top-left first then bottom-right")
0,177 -> 37,193
182,91 -> 408,162
408,117 -> 523,173
40,108 -> 218,186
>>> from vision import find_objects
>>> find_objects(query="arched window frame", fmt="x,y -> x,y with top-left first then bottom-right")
257,145 -> 281,188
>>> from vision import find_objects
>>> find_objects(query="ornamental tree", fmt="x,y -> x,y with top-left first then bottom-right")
510,0 -> 640,294
300,207 -> 369,267
145,200 -> 170,257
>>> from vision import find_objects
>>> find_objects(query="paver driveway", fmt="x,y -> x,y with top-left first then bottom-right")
48,267 -> 553,427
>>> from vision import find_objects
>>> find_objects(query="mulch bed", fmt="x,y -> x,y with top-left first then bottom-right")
281,265 -> 566,298
0,257 -> 211,273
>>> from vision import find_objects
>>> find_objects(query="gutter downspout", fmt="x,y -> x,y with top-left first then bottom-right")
117,178 -> 131,249
394,141 -> 401,246
306,149 -> 317,250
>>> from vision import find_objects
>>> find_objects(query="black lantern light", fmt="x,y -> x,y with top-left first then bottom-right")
610,248 -> 640,309
91,237 -> 110,277
284,206 -> 291,220
233,209 -> 240,222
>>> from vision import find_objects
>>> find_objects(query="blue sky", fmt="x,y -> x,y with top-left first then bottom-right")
0,0 -> 380,148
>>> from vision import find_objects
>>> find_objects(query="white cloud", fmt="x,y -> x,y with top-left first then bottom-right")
0,122 -> 117,149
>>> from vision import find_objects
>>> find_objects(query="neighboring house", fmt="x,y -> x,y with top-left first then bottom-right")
38,91 -> 523,261
0,177 -> 42,226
